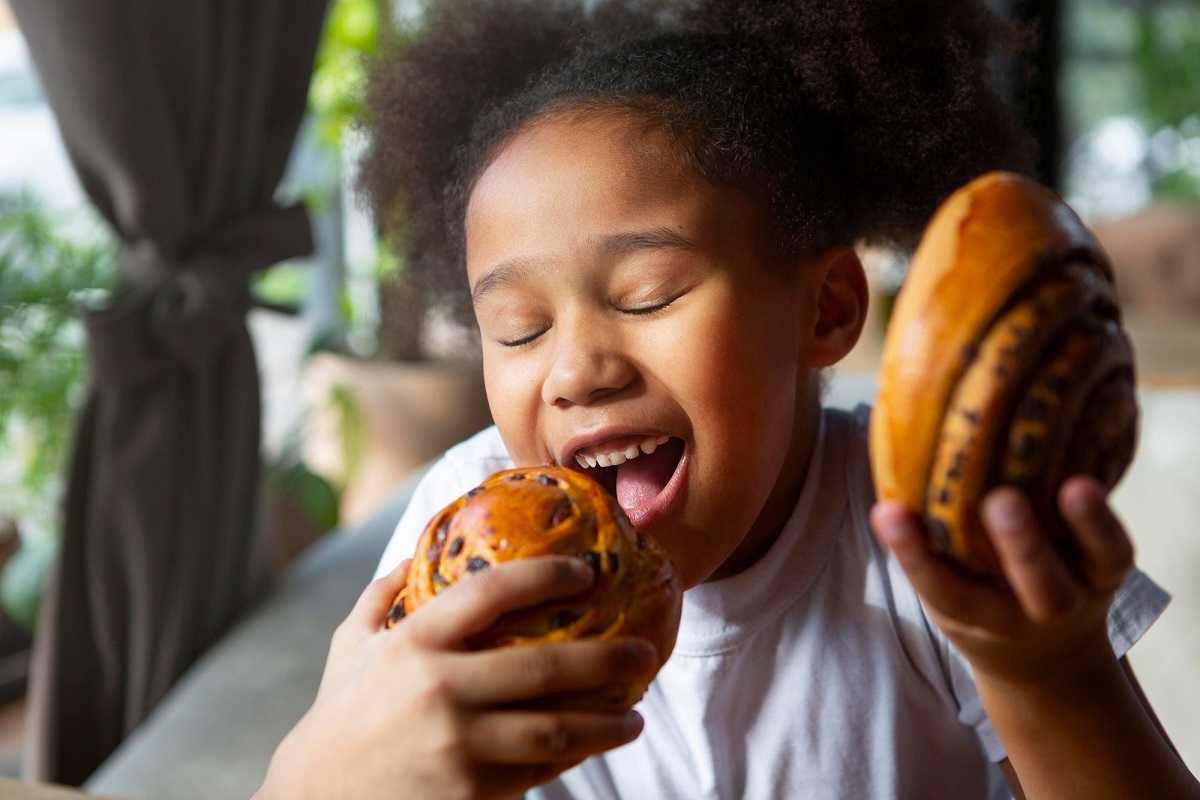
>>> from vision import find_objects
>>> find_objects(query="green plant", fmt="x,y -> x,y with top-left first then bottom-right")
1131,3 -> 1200,200
309,0 -> 381,151
0,191 -> 115,631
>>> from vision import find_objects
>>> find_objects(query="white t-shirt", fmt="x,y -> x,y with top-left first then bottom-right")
374,406 -> 1169,800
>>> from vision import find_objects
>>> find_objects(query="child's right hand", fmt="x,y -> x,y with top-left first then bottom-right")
255,556 -> 656,800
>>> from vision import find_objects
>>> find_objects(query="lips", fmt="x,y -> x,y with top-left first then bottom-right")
564,434 -> 686,528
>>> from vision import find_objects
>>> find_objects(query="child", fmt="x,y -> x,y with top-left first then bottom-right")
256,1 -> 1199,797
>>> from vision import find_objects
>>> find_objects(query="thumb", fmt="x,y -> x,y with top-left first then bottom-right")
347,558 -> 411,634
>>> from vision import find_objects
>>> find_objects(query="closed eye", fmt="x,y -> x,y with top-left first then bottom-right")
619,298 -> 674,316
499,327 -> 548,348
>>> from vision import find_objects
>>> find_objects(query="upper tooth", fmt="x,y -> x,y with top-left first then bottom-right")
577,435 -> 672,469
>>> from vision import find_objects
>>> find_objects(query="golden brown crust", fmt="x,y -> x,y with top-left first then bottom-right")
870,171 -> 1137,577
388,465 -> 683,711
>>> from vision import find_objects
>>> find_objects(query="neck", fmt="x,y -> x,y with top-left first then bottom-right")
707,383 -> 823,581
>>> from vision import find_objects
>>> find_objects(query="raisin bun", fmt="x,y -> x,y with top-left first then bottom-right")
387,465 -> 683,711
870,171 -> 1138,578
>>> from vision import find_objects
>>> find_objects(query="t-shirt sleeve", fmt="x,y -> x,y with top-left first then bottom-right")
946,567 -> 1171,762
372,426 -> 514,581
372,455 -> 469,581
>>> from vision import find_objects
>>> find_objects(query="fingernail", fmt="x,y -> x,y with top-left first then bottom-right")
876,513 -> 914,546
622,640 -> 657,672
623,710 -> 644,736
988,492 -> 1029,534
569,558 -> 596,582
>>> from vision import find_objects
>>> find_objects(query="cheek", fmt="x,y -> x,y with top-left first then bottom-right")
664,298 -> 802,428
483,357 -> 542,464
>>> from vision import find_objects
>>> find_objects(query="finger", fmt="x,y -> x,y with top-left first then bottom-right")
1059,476 -> 1134,592
344,559 -> 411,636
402,556 -> 594,649
870,501 -> 1011,629
447,638 -> 658,706
465,709 -> 644,766
982,487 -> 1082,623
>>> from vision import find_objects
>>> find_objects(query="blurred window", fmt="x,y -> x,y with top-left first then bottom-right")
1062,0 -> 1200,220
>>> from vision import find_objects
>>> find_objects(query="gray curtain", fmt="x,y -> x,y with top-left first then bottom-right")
8,0 -> 330,784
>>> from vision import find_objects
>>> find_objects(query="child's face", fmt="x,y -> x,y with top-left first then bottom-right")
465,113 -> 838,588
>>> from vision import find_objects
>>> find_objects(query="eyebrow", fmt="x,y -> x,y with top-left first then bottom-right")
471,226 -> 702,304
471,258 -> 535,305
596,226 -> 703,256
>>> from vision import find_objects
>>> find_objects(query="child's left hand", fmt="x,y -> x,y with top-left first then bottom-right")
869,475 -> 1134,686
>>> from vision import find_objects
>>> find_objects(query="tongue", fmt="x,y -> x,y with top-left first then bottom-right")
615,439 -> 682,512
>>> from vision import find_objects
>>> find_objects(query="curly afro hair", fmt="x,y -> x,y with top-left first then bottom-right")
357,0 -> 1035,317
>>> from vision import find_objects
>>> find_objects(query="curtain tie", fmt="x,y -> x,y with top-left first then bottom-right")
86,204 -> 313,385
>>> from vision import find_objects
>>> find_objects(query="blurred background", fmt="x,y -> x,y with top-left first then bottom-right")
0,0 -> 1197,795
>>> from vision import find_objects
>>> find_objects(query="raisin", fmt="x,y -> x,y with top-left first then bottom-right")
466,486 -> 484,500
1026,396 -> 1049,421
535,473 -> 556,486
926,517 -> 951,551
447,536 -> 464,557
467,557 -> 490,572
607,551 -> 619,573
387,603 -> 406,624
946,451 -> 966,481
549,499 -> 572,528
583,551 -> 601,577
432,572 -> 448,587
427,539 -> 444,564
1016,433 -> 1042,462
1044,372 -> 1068,394
549,610 -> 580,630
435,518 -> 450,543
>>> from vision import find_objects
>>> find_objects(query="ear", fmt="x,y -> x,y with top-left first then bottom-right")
799,245 -> 869,368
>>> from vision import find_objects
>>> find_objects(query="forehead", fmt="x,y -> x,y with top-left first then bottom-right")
468,112 -> 697,222
464,112 -> 770,281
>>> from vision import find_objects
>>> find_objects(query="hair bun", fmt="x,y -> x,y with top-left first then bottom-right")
870,171 -> 1138,577
388,464 -> 683,711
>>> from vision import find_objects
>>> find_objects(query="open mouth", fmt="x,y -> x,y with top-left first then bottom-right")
569,435 -> 686,524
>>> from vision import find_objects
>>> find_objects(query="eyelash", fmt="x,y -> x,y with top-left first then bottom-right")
497,299 -> 675,348
499,328 -> 548,349
620,298 -> 674,316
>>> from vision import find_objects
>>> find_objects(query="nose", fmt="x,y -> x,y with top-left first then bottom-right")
540,318 -> 636,408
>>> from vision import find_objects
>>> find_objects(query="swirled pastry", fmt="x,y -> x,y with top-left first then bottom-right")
387,465 -> 683,711
870,171 -> 1138,577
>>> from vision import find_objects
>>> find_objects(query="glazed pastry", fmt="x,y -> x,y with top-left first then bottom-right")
870,171 -> 1138,578
387,465 -> 683,711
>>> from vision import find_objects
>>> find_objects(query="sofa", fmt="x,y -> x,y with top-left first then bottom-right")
82,370 -> 1200,798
